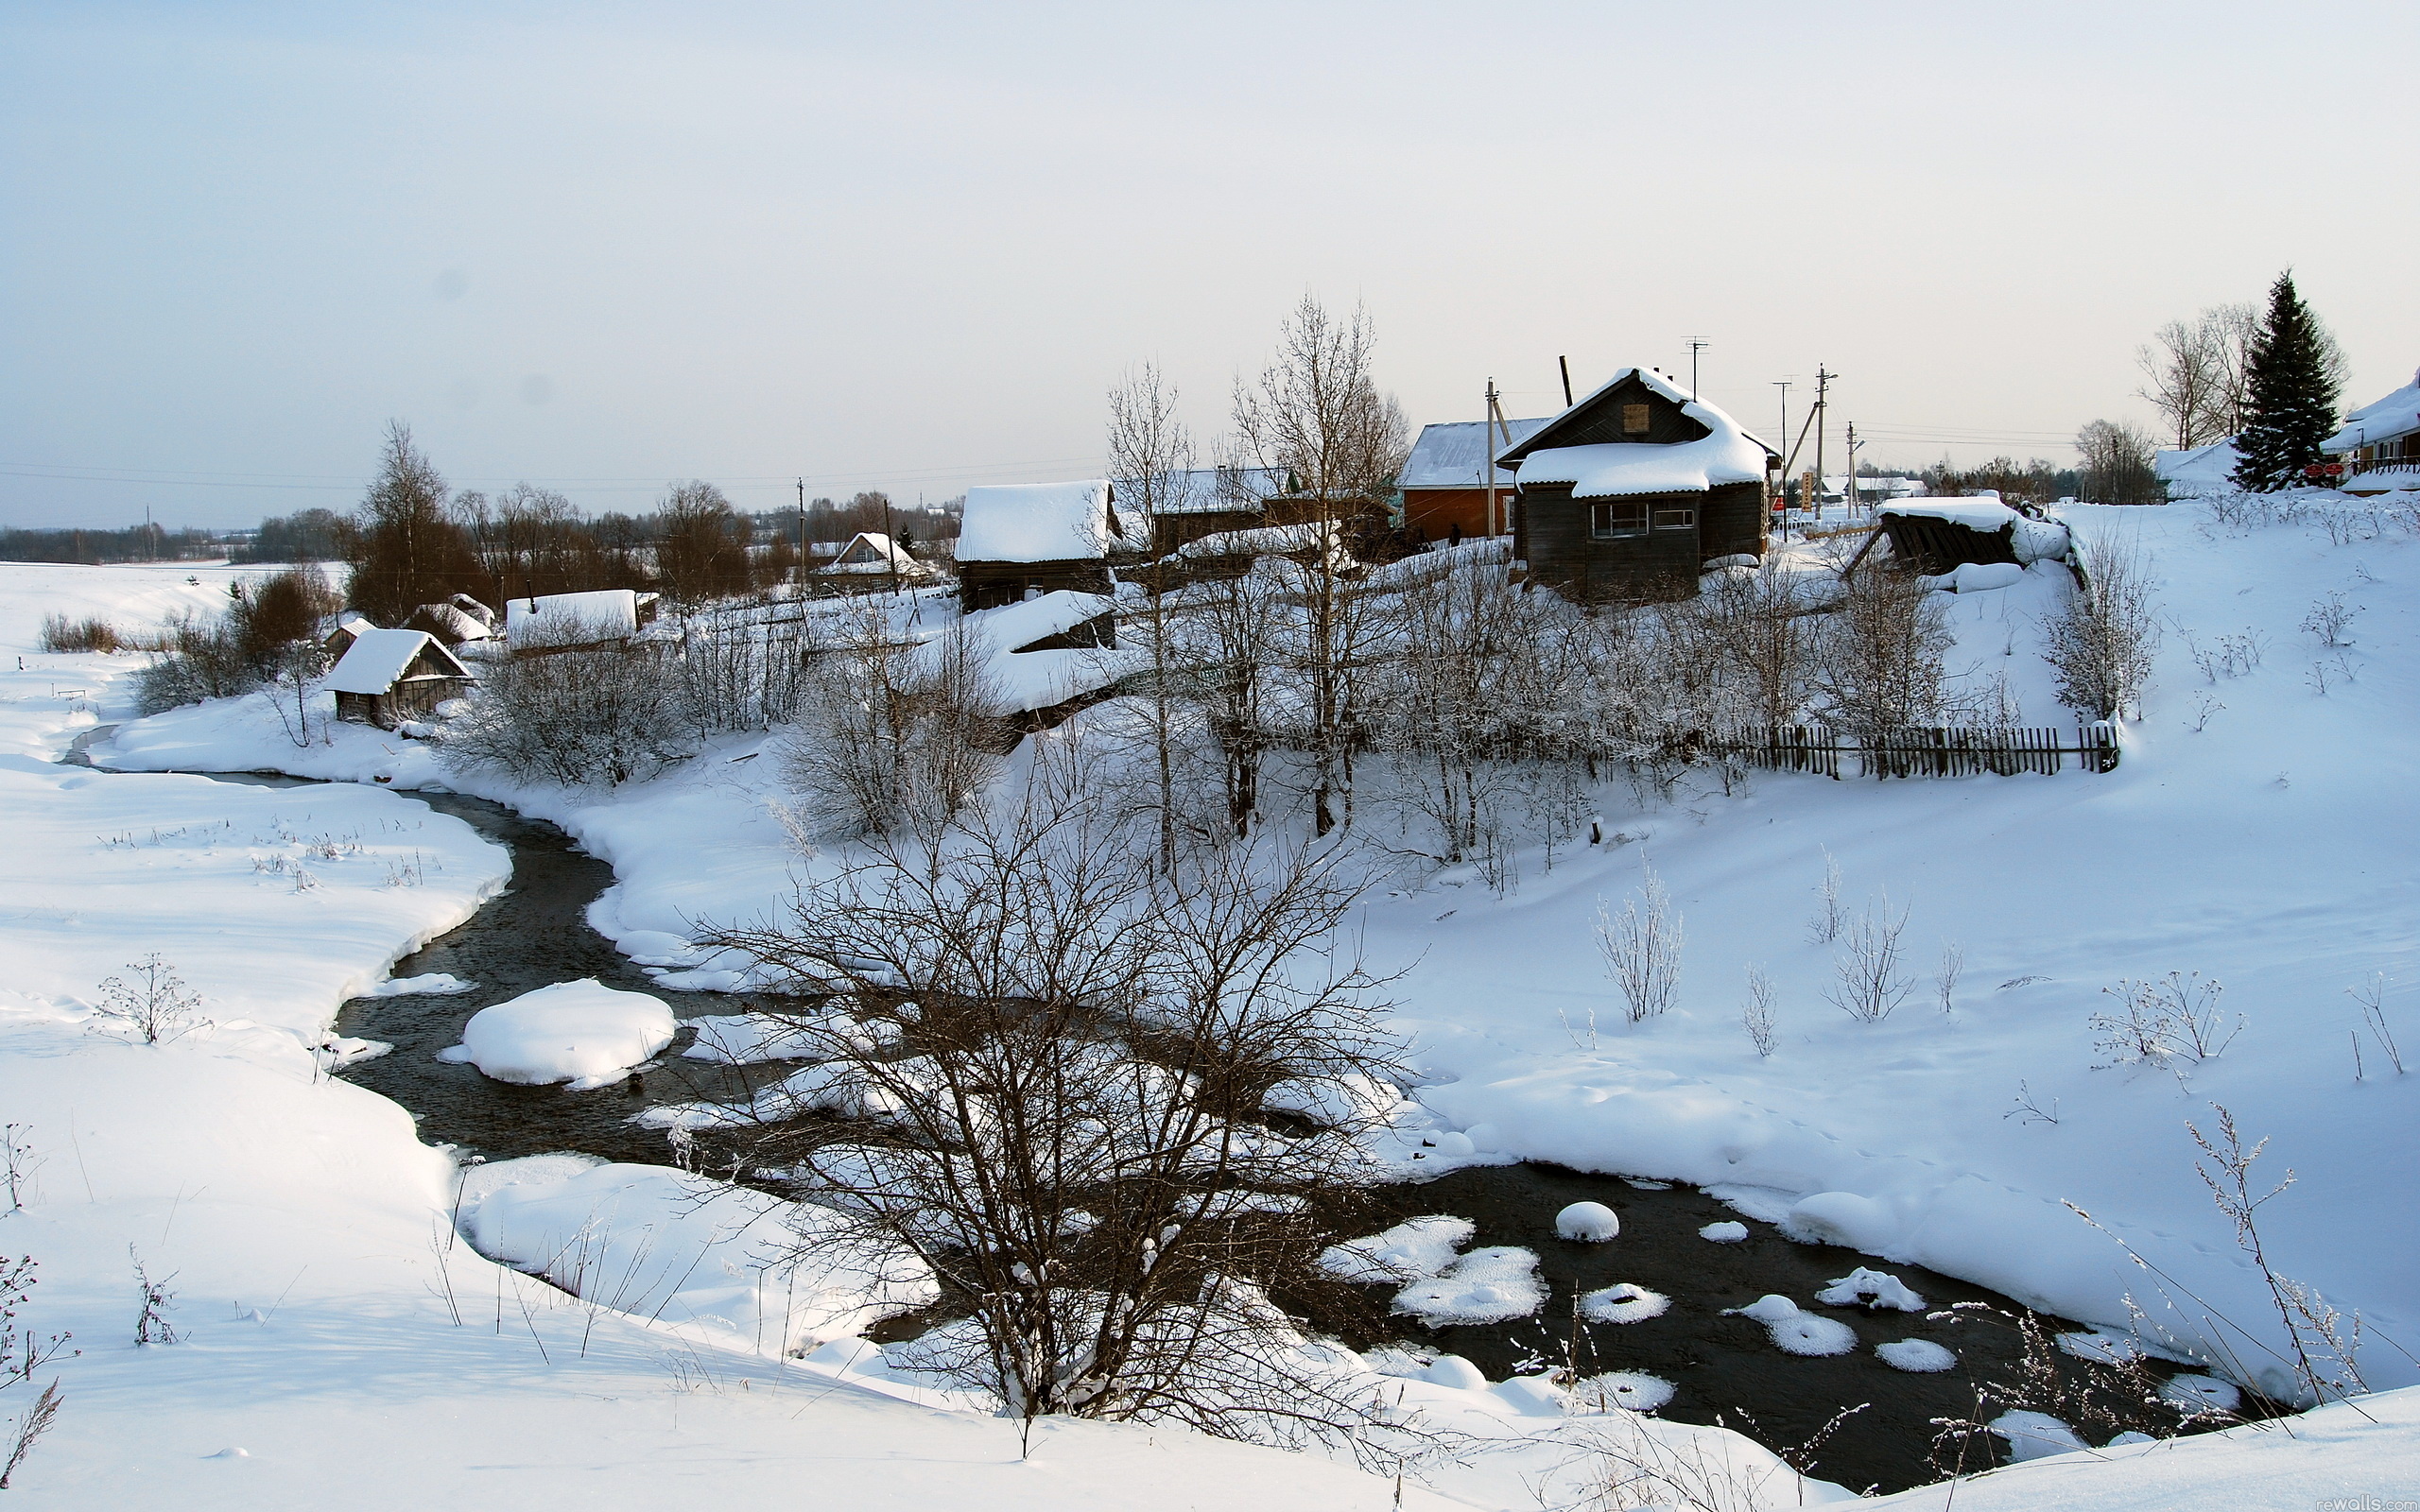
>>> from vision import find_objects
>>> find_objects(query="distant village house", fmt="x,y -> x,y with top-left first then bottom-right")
329,627 -> 475,729
955,481 -> 1135,610
504,588 -> 659,655
1398,417 -> 1550,542
1496,369 -> 1778,602
2325,368 -> 2420,494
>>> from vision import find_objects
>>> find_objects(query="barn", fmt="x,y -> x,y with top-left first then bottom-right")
956,480 -> 1138,610
329,628 -> 475,729
1125,467 -> 1291,557
1495,369 -> 1777,602
504,589 -> 659,655
1398,416 -> 1550,543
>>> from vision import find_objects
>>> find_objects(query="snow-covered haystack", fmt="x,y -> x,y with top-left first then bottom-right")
1876,1338 -> 1957,1372
1723,1295 -> 1858,1357
1554,1200 -> 1620,1241
1580,1281 -> 1670,1324
435,979 -> 676,1089
1816,1266 -> 1926,1312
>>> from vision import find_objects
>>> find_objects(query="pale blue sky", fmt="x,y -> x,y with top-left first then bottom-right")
5,1 -> 2414,526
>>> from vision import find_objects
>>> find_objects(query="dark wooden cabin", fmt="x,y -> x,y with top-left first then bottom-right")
1495,369 -> 1778,603
1126,467 -> 1290,558
957,480 -> 1138,610
329,628 -> 475,729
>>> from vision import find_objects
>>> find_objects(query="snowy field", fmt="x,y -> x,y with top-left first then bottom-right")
9,493 -> 2419,1505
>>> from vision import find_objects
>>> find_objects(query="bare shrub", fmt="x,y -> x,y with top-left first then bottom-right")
37,615 -> 119,654
135,611 -> 257,714
693,748 -> 1406,1458
2090,971 -> 2240,1069
1828,892 -> 1911,1023
91,954 -> 209,1044
130,1246 -> 179,1346
2188,1105 -> 2363,1403
1595,863 -> 1684,1024
1936,941 -> 1965,1014
2348,975 -> 2403,1074
439,639 -> 693,787
1806,849 -> 1845,945
780,612 -> 1007,840
2298,591 -> 2360,648
1,1125 -> 39,1213
2045,535 -> 2159,720
1741,968 -> 1777,1057
1811,564 -> 1948,733
0,1377 -> 61,1490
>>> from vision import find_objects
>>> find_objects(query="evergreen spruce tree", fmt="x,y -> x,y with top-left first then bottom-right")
2230,271 -> 2343,492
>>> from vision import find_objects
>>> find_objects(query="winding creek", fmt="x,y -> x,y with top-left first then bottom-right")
112,763 -> 2221,1495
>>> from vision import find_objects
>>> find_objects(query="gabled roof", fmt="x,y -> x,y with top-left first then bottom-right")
1399,418 -> 1553,490
505,589 -> 641,647
821,531 -> 920,574
1117,467 -> 1291,515
958,480 -> 1120,563
2325,369 -> 2420,452
1497,368 -> 1775,500
328,628 -> 471,695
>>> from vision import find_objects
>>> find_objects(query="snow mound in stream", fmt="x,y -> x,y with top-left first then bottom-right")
1723,1295 -> 1859,1356
436,978 -> 676,1089
1580,1281 -> 1670,1325
1555,1200 -> 1620,1241
1816,1266 -> 1927,1312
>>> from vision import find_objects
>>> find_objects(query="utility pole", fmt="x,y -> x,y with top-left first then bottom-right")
1772,382 -> 1791,539
1557,354 -> 1574,408
1845,422 -> 1861,516
795,478 -> 805,593
1812,366 -> 1834,524
1685,339 -> 1710,402
1487,381 -> 1516,543
1483,378 -> 1501,539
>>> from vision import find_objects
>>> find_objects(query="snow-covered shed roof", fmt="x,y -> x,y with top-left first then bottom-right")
328,628 -> 470,696
1501,369 -> 1775,500
1883,498 -> 2018,530
820,532 -> 920,575
958,481 -> 1121,563
1119,467 -> 1290,515
1399,418 -> 1552,490
2324,369 -> 2420,452
505,589 -> 642,647
2155,440 -> 2242,492
408,602 -> 497,643
967,591 -> 1116,652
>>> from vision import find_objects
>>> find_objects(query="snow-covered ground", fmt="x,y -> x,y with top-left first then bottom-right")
15,490 -> 2420,1503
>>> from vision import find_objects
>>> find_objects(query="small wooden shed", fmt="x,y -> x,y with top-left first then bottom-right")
1398,417 -> 1550,542
1125,467 -> 1291,557
330,628 -> 475,729
1496,369 -> 1777,603
504,589 -> 658,655
956,480 -> 1136,610
321,612 -> 377,662
405,601 -> 499,647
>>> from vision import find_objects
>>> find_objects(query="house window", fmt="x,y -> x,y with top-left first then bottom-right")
1652,507 -> 1696,530
1621,404 -> 1651,437
1591,502 -> 1647,538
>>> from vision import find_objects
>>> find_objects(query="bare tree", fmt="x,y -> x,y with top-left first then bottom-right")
1811,564 -> 1948,733
2075,420 -> 2164,507
1107,362 -> 1201,871
1233,296 -> 1410,835
693,747 -> 1406,1457
2137,318 -> 2231,451
780,609 -> 1007,840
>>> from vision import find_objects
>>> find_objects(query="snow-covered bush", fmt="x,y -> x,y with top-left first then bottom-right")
1828,892 -> 1912,1024
1811,562 -> 1949,733
2089,971 -> 2238,1068
90,954 -> 209,1045
1595,863 -> 1684,1025
2044,535 -> 2159,720
439,640 -> 693,787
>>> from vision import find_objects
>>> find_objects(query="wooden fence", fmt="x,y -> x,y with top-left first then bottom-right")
1715,724 -> 2119,779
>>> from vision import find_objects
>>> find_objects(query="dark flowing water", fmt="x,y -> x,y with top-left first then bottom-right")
229,780 -> 2215,1494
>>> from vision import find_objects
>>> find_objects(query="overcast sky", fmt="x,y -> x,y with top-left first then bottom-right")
5,1 -> 2415,528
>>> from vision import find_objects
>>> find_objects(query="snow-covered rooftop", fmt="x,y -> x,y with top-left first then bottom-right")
2324,369 -> 2420,451
1120,467 -> 1289,515
505,589 -> 641,647
2155,440 -> 2242,492
966,590 -> 1115,652
1883,498 -> 2020,530
958,480 -> 1119,563
819,532 -> 919,575
328,628 -> 465,695
1399,418 -> 1552,490
1505,369 -> 1773,499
